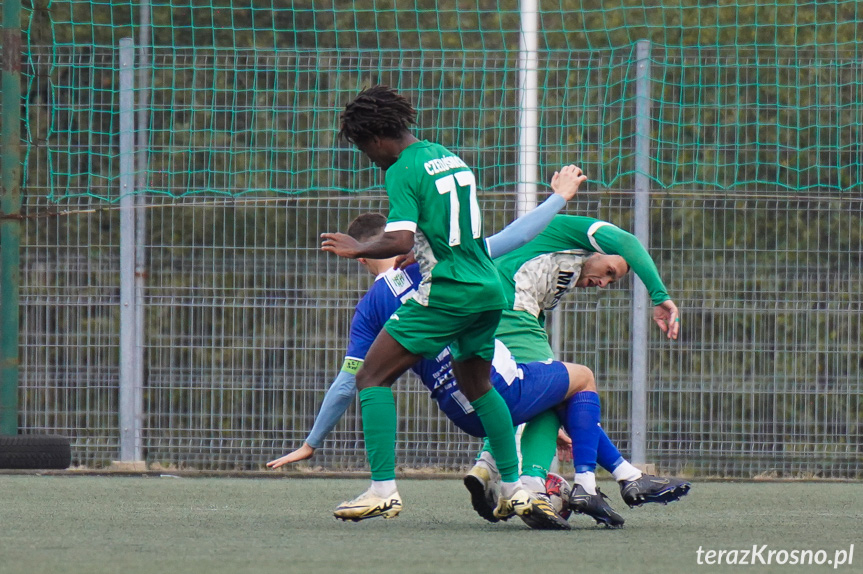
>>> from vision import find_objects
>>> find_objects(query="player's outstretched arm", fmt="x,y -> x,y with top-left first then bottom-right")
590,225 -> 673,307
266,369 -> 358,469
486,165 -> 588,259
598,228 -> 680,338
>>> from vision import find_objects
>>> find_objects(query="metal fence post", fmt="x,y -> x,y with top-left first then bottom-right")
0,0 -> 23,435
134,0 -> 152,446
631,40 -> 652,466
118,38 -> 143,462
516,0 -> 539,216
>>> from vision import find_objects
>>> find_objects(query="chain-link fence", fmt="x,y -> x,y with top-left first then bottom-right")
19,191 -> 863,477
13,44 -> 863,477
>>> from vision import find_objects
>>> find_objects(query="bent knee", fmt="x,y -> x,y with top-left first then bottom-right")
355,369 -> 380,391
356,366 -> 396,390
564,363 -> 597,396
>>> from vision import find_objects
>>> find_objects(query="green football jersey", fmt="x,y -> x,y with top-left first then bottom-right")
384,140 -> 505,311
494,214 -> 670,315
493,214 -> 671,359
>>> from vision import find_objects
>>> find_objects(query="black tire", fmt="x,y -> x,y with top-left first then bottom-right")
0,434 -> 72,469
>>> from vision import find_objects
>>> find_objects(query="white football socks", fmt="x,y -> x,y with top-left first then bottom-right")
500,480 -> 522,499
520,474 -> 545,495
574,471 -> 597,495
612,461 -> 643,483
477,450 -> 498,474
370,479 -> 398,497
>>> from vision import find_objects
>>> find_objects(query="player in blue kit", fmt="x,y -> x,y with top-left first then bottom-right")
466,212 -> 690,525
271,208 -> 690,527
272,214 -> 599,529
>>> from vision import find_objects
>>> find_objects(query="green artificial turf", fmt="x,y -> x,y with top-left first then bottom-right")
1,477 -> 860,574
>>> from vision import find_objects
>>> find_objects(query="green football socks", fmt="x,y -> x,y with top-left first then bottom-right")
359,386 -> 397,481
470,388 -> 520,482
519,409 -> 561,479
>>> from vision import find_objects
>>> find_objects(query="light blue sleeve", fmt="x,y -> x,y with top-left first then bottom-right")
485,194 -> 566,258
305,370 -> 358,449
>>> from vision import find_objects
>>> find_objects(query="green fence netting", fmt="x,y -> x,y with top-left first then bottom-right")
16,1 -> 863,201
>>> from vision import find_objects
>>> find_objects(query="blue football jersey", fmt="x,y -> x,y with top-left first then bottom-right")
344,263 -> 476,419
344,264 -> 421,367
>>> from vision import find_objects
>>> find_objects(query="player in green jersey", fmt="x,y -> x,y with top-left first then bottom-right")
320,85 -> 586,527
493,215 -> 680,361
466,214 -> 690,526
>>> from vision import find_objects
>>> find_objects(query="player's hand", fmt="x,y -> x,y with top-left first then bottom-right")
556,429 -> 573,463
266,442 -> 316,469
653,299 -> 680,340
394,250 -> 417,270
549,164 -> 588,202
321,232 -> 360,259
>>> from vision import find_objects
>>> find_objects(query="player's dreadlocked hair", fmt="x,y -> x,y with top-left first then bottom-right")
339,86 -> 417,144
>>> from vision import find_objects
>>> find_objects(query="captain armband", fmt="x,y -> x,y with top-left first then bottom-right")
341,357 -> 363,375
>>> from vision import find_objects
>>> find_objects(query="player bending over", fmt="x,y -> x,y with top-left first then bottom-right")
318,85 -> 586,528
465,212 -> 690,526
270,209 -> 687,528
273,215 -> 612,530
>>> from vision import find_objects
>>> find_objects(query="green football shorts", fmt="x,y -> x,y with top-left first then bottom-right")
384,298 -> 502,362
492,309 -> 555,363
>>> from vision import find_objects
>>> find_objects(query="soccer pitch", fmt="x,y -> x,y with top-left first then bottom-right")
1,476 -> 859,574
